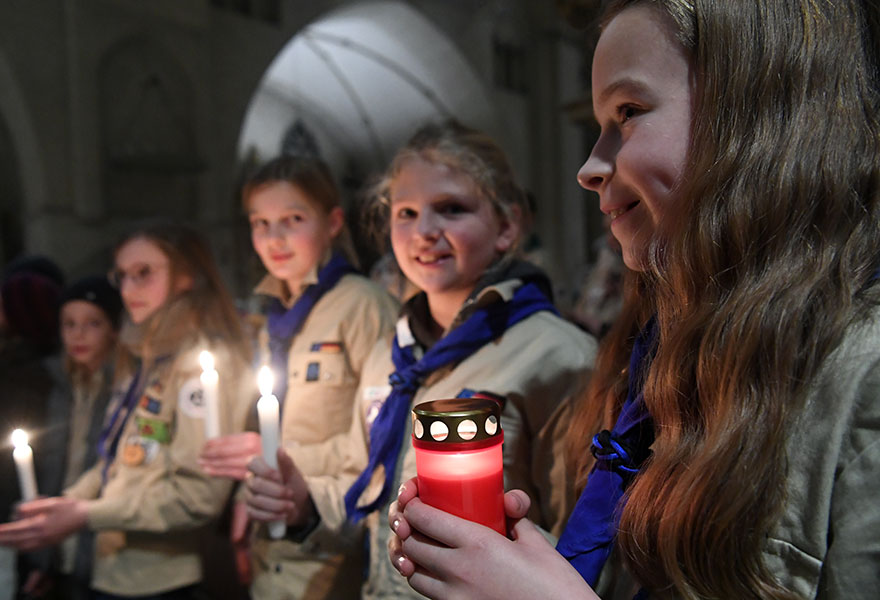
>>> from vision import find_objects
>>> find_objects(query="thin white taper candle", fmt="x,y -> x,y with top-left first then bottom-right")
257,366 -> 286,539
199,350 -> 221,439
11,429 -> 37,501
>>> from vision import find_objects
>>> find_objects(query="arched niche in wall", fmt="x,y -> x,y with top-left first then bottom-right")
235,0 -> 497,282
99,36 -> 203,219
238,0 -> 496,190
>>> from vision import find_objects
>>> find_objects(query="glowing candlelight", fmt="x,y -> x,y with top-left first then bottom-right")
199,350 -> 220,439
11,429 -> 38,501
412,398 -> 506,535
257,366 -> 286,539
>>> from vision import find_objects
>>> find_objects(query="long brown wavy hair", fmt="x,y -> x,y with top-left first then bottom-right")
113,221 -> 251,371
567,1 -> 880,598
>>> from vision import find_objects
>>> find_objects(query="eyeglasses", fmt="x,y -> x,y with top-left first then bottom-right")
108,262 -> 168,289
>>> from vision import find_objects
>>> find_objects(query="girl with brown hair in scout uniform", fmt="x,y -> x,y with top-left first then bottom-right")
386,2 -> 880,599
243,121 -> 598,599
198,156 -> 399,600
0,221 -> 253,599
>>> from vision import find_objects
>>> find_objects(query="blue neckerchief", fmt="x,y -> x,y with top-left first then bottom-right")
556,318 -> 657,588
97,365 -> 143,486
344,282 -> 558,522
266,253 -> 356,405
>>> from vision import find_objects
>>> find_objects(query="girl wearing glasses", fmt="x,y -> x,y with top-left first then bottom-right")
198,156 -> 398,600
0,221 -> 253,599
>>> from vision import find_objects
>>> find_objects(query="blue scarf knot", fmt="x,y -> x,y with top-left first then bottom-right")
590,429 -> 649,478
556,318 -> 657,588
388,371 -> 419,394
265,253 -> 356,404
343,281 -> 558,522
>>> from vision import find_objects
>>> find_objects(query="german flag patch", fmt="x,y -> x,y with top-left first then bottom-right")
310,341 -> 343,353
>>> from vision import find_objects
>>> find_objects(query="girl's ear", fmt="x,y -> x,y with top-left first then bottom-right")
173,272 -> 194,294
327,206 -> 345,239
494,204 -> 521,254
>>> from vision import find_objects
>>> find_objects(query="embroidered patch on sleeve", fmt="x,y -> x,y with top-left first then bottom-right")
310,341 -> 343,353
305,361 -> 321,382
177,376 -> 206,418
145,379 -> 164,397
121,436 -> 160,466
135,416 -> 172,444
139,395 -> 162,415
363,385 -> 393,428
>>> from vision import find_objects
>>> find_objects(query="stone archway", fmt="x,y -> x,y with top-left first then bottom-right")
238,0 -> 496,178
233,0 -> 498,289
0,49 -> 47,265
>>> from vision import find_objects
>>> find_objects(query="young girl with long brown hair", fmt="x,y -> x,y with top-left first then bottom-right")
0,222 -> 253,599
387,1 -> 880,598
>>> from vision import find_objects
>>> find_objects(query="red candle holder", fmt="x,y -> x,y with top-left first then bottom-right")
412,397 -> 505,535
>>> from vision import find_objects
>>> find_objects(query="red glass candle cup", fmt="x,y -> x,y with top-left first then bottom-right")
412,397 -> 505,535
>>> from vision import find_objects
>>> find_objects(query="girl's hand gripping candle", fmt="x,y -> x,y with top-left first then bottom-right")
412,397 -> 505,535
11,429 -> 38,502
257,365 -> 286,539
199,350 -> 221,439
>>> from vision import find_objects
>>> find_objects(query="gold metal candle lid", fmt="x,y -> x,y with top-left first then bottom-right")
412,397 -> 502,444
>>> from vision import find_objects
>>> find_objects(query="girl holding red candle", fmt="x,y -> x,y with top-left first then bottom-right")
386,1 -> 880,599
0,222 -> 253,599
243,121 -> 597,599
198,156 -> 398,600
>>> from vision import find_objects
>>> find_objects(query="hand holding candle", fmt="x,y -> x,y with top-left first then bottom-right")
11,429 -> 38,502
257,366 -> 286,539
199,350 -> 221,439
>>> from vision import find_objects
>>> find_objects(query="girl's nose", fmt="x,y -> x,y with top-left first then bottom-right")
415,211 -> 440,240
577,133 -> 616,192
266,222 -> 285,240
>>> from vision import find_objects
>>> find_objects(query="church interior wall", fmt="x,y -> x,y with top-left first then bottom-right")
0,0 -> 599,306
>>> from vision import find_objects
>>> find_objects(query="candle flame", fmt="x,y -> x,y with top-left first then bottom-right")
11,428 -> 28,448
257,365 -> 274,397
199,350 -> 215,372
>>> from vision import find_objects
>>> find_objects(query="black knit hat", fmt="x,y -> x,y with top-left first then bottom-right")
60,275 -> 124,328
2,254 -> 65,288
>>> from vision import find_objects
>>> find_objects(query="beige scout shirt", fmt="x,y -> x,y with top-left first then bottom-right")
65,339 -> 252,595
305,278 -> 598,600
249,272 -> 399,600
596,305 -> 880,600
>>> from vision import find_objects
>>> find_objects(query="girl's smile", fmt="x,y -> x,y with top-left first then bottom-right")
389,157 -> 517,328
249,181 -> 342,294
578,4 -> 693,271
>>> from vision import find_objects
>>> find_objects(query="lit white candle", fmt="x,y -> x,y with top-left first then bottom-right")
199,350 -> 221,439
11,429 -> 38,501
257,366 -> 286,539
